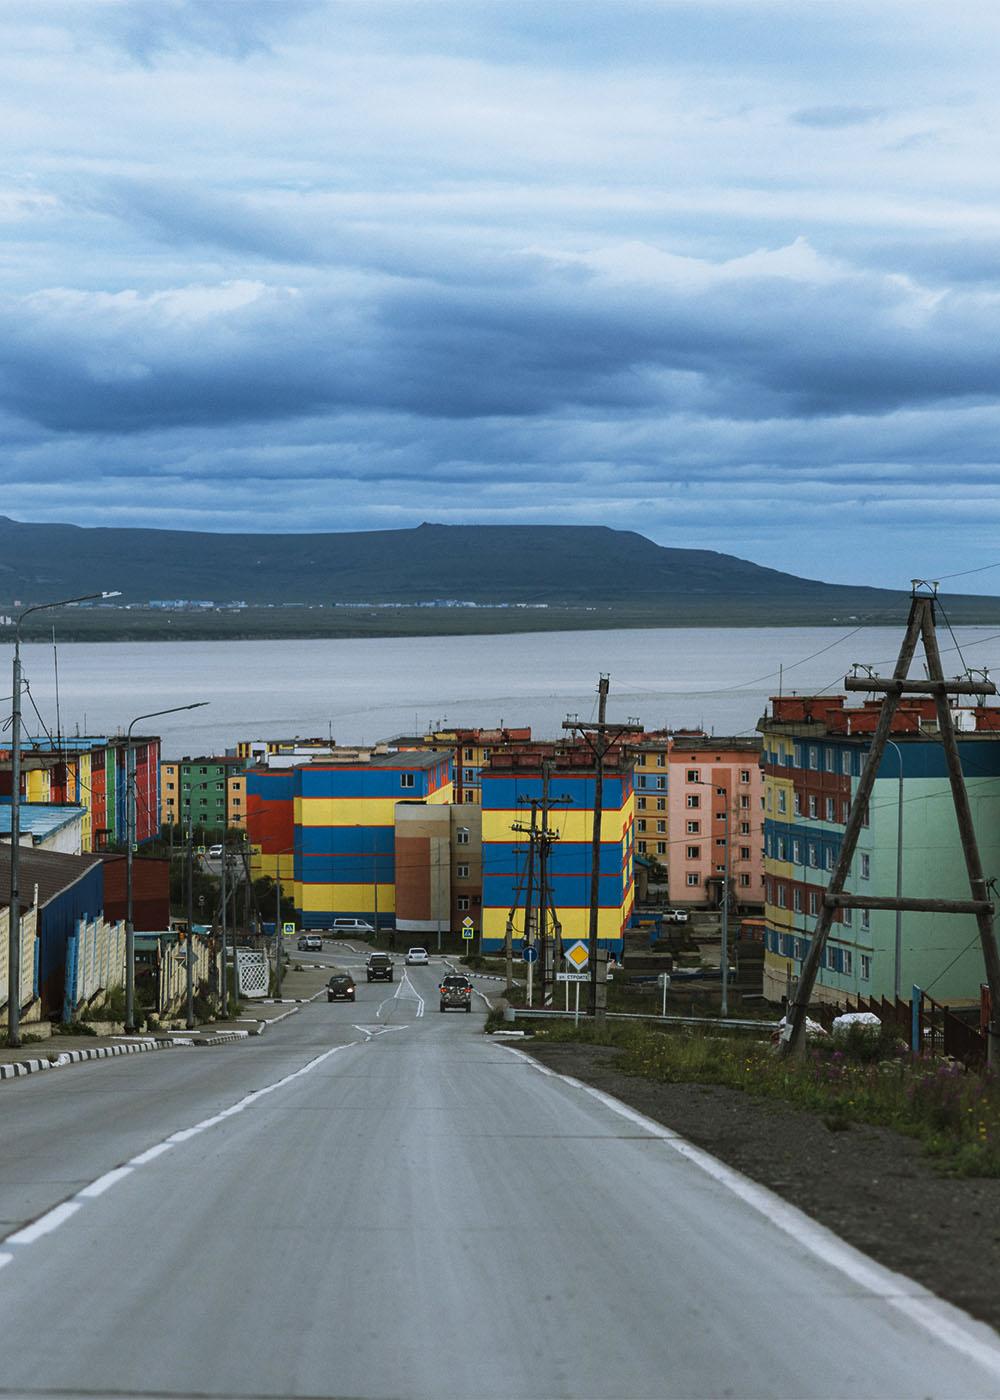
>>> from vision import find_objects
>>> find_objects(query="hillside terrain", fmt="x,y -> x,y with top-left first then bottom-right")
1,518 -> 996,636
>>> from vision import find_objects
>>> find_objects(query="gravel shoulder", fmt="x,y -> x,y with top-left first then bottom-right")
524,1039 -> 1000,1337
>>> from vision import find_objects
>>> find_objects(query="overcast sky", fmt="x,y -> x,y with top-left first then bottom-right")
2,1 -> 999,591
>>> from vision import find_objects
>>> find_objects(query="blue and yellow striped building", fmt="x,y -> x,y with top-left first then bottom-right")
248,751 -> 453,927
481,754 -> 635,954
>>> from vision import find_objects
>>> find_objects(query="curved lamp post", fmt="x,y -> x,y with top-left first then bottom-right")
7,591 -> 121,1048
123,702 -> 208,1032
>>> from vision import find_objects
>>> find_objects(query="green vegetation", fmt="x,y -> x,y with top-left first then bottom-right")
527,1021 -> 1000,1176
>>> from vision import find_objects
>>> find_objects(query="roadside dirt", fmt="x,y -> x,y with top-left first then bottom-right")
524,1040 -> 1000,1336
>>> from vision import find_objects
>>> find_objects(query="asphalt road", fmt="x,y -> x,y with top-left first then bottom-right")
2,949 -> 1000,1400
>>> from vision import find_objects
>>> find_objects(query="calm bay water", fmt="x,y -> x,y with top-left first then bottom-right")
14,625 -> 1000,757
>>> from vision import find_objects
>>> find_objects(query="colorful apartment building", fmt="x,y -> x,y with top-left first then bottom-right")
480,745 -> 635,954
388,728 -> 532,804
248,750 -> 454,928
160,756 -> 246,836
227,773 -> 246,830
6,736 -> 161,852
759,696 -> 1000,1005
632,732 -> 765,908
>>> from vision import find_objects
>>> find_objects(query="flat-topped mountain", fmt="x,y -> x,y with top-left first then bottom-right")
0,518 -> 995,630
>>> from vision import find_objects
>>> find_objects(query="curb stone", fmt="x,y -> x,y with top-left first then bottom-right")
0,1039 -> 174,1081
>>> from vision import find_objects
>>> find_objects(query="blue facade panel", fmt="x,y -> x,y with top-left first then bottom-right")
37,864 -> 105,1017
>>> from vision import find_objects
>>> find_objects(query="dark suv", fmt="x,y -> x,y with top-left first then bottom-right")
366,952 -> 394,982
439,975 -> 472,1013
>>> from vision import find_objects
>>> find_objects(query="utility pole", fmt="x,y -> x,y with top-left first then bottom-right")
781,585 -> 1000,1062
511,764 -> 573,1007
220,836 -> 228,1018
564,677 -> 642,1018
185,826 -> 195,1029
275,869 -> 283,998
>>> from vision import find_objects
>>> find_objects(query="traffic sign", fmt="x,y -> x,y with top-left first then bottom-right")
461,927 -> 475,940
282,922 -> 296,935
565,941 -> 589,970
556,971 -> 588,982
522,945 -> 539,964
462,916 -> 474,928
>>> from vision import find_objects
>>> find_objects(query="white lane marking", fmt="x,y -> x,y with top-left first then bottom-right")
397,970 -> 425,1018
499,1044 -> 1000,1382
7,1202 -> 82,1245
1,1038 -> 366,1263
78,1167 -> 133,1199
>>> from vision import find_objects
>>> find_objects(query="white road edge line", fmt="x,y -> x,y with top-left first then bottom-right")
0,1038 -> 365,1262
498,1043 -> 1000,1380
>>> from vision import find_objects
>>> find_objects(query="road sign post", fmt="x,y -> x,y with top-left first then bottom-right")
523,942 -> 538,1007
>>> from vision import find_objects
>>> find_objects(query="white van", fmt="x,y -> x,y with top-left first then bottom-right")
330,917 -> 376,935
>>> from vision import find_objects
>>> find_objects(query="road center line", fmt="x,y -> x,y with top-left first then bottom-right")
499,1043 -> 1000,1382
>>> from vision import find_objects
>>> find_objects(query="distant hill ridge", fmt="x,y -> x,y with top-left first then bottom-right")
0,516 -> 994,621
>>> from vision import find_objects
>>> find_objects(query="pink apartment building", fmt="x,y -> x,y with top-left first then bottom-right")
634,733 -> 765,909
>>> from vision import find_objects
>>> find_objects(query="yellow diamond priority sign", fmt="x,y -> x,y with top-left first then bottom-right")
565,941 -> 589,970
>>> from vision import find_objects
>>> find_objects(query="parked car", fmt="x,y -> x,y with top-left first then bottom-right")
366,952 -> 394,982
207,844 -> 223,858
405,947 -> 429,966
298,933 -> 323,951
664,908 -> 690,924
439,975 -> 473,1013
327,973 -> 356,1002
331,917 -> 376,936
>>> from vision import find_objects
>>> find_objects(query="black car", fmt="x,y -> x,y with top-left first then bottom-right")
366,953 -> 394,982
327,973 -> 356,1002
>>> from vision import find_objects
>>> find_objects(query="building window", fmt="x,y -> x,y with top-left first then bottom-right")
686,872 -> 699,886
791,838 -> 801,863
739,872 -> 751,887
777,836 -> 786,860
808,890 -> 818,915
656,753 -> 665,768
464,792 -> 475,802
686,845 -> 700,859
166,782 -> 174,791
232,798 -> 242,807
457,896 -> 470,911
793,743 -> 803,768
842,906 -> 852,927
656,798 -> 666,811
686,794 -> 700,809
199,766 -> 207,775
777,884 -> 787,908
637,819 -> 646,832
740,794 -> 750,809
740,769 -> 751,784
860,853 -> 870,880
686,820 -> 700,834
862,802 -> 870,828
457,827 -> 470,845
824,848 -> 835,871
637,797 -> 646,810
825,797 -> 835,822
776,789 -> 787,814
457,864 -> 469,879
740,821 -> 750,836
793,887 -> 802,913
861,954 -> 871,980
657,841 -> 666,855
656,820 -> 666,833
842,752 -> 852,776
656,776 -> 666,790
842,801 -> 850,823
636,775 -> 647,789
808,844 -> 818,868
638,840 -> 647,853
826,750 -> 837,773
861,909 -> 871,931
793,792 -> 801,817
400,773 -> 415,788
740,845 -> 751,860
464,747 -> 474,760
463,768 -> 475,782
686,769 -> 700,783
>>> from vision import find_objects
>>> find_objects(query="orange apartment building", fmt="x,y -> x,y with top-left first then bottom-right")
634,732 -> 765,909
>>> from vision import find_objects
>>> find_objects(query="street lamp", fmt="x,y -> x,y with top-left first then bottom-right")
123,702 -> 208,1032
6,590 -> 120,1048
885,739 -> 905,1001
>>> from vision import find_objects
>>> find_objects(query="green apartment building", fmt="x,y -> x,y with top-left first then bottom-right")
162,756 -> 246,837
759,695 -> 1000,1006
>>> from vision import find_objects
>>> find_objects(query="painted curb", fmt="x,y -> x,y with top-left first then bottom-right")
0,1039 -> 173,1081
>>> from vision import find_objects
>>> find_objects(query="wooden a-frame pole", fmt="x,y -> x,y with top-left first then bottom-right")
781,590 -> 1000,1063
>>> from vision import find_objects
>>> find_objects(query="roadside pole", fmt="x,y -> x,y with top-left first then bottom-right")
220,839 -> 228,1018
185,828 -> 195,1029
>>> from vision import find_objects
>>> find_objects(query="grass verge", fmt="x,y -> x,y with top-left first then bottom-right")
527,1020 -> 1000,1177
